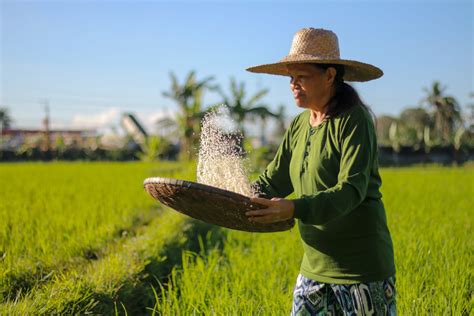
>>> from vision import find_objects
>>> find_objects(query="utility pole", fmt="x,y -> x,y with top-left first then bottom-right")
40,99 -> 51,151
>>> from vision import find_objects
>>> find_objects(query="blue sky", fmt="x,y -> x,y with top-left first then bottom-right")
1,0 -> 472,133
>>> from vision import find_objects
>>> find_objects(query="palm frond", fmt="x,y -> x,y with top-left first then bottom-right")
247,89 -> 269,107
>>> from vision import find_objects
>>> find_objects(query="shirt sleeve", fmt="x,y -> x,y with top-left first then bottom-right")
252,124 -> 294,199
292,109 -> 375,225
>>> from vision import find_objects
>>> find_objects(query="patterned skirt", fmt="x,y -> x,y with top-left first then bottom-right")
291,274 -> 397,316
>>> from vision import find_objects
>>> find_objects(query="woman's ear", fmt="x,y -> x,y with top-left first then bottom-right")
326,67 -> 337,86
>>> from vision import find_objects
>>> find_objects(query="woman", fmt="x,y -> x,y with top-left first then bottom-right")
245,28 -> 396,315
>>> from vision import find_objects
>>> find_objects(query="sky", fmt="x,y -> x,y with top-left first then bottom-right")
1,0 -> 472,135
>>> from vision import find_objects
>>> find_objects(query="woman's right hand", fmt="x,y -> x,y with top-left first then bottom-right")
246,197 -> 295,223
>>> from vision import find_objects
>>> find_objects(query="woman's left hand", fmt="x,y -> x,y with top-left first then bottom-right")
246,197 -> 295,223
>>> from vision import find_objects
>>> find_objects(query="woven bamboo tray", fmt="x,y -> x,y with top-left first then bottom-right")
144,177 -> 294,233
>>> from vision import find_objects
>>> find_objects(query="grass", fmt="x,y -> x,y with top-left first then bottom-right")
382,167 -> 473,314
152,166 -> 473,315
0,162 -> 472,314
0,161 -> 200,313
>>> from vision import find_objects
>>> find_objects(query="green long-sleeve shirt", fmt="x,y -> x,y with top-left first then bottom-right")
254,105 -> 395,284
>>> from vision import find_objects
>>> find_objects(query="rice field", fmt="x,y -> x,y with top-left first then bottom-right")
0,162 -> 472,314
0,161 -> 201,314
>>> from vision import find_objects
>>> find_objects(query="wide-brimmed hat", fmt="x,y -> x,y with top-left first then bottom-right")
246,28 -> 383,82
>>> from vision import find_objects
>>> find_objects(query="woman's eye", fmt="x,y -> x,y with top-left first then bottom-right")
290,75 -> 308,84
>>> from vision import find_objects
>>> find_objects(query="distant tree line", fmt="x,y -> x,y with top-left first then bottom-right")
1,77 -> 473,165
374,82 -> 473,165
376,82 -> 472,148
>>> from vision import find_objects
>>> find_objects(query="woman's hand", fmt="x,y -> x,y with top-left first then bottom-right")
246,197 -> 295,223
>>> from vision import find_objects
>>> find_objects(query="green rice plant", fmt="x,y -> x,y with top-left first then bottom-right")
381,167 -> 473,315
0,161 -> 195,304
151,166 -> 473,315
1,162 -> 472,314
1,209 -> 190,314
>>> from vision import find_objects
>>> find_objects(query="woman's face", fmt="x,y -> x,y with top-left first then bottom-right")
286,63 -> 335,110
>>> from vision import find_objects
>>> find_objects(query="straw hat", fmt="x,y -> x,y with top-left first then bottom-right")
246,28 -> 383,82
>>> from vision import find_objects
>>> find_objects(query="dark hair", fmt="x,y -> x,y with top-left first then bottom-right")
311,63 -> 375,121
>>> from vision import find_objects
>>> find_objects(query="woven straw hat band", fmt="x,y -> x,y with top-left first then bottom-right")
288,28 -> 340,60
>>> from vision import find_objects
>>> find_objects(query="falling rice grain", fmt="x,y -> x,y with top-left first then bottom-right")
197,106 -> 256,197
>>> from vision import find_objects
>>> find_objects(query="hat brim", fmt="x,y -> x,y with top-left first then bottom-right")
246,55 -> 383,82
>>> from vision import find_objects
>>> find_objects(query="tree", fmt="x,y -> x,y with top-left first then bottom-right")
0,107 -> 12,132
398,107 -> 432,147
137,136 -> 170,162
154,116 -> 179,142
273,104 -> 288,139
466,92 -> 474,133
421,81 -> 462,144
400,107 -> 431,132
375,115 -> 397,146
0,107 -> 12,155
217,78 -> 275,138
253,107 -> 275,146
162,71 -> 215,160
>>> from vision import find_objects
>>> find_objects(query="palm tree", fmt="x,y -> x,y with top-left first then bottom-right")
155,116 -> 179,141
252,107 -> 277,146
421,81 -> 462,144
217,78 -> 275,138
137,136 -> 170,162
162,71 -> 215,160
273,104 -> 287,139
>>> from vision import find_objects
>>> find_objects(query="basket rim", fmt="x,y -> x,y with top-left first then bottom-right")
143,177 -> 253,202
143,177 -> 295,232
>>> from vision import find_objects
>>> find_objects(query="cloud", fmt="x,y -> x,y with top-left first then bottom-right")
136,109 -> 178,134
60,107 -> 179,137
71,107 -> 121,130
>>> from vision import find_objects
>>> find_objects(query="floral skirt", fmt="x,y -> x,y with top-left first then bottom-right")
291,274 -> 397,316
